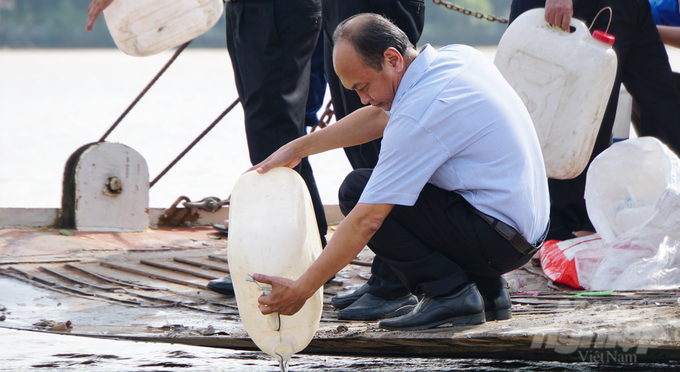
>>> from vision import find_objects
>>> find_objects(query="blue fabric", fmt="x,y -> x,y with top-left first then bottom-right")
305,34 -> 326,127
649,0 -> 680,26
359,44 -> 550,243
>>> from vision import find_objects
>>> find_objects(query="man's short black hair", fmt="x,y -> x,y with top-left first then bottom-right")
333,13 -> 415,71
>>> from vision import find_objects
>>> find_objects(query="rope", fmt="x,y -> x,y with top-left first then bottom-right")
589,6 -> 613,34
98,41 -> 192,142
149,98 -> 240,188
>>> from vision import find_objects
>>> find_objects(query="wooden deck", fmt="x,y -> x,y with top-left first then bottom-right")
1,226 -> 680,363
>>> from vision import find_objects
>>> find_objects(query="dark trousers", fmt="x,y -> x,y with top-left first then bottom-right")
322,0 -> 425,297
510,0 -> 680,240
226,0 -> 328,245
339,170 -> 533,297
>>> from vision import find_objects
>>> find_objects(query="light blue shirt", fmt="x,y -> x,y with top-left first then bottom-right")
359,44 -> 550,243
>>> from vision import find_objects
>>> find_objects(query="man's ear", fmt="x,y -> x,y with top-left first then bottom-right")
383,47 -> 404,72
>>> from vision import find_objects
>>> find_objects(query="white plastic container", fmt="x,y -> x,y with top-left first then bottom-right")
227,168 -> 323,371
494,8 -> 618,179
103,0 -> 223,57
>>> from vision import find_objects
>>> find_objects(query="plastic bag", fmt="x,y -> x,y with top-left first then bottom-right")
580,137 -> 680,290
539,236 -> 606,289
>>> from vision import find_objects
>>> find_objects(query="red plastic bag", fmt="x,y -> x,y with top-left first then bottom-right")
539,236 -> 605,289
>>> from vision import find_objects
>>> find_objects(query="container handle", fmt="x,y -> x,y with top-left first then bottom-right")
589,6 -> 613,35
568,14 -> 589,40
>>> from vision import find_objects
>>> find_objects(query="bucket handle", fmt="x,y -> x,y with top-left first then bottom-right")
589,6 -> 613,35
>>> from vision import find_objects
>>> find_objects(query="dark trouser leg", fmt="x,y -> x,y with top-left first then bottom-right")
338,169 -> 410,299
226,0 -> 327,245
618,1 -> 680,156
510,0 -> 680,239
632,72 -> 680,150
339,170 -> 533,297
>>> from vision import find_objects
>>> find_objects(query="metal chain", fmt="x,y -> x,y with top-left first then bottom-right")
431,0 -> 508,24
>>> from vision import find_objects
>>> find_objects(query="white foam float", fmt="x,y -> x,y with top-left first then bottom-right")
227,168 -> 323,371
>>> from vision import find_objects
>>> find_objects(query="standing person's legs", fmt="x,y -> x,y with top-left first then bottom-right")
210,0 -> 325,297
227,0 -> 327,245
633,72 -> 680,148
617,0 -> 680,156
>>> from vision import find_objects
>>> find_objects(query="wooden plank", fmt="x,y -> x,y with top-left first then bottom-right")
208,255 -> 228,264
173,257 -> 230,273
38,266 -> 124,291
0,259 -> 80,266
8,266 -> 143,305
139,260 -> 220,280
100,261 -> 208,289
64,263 -> 159,290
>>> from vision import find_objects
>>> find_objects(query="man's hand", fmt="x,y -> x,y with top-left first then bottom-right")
86,0 -> 114,31
249,144 -> 302,174
252,273 -> 310,316
544,0 -> 573,31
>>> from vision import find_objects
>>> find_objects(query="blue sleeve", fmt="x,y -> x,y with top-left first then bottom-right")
649,0 -> 680,26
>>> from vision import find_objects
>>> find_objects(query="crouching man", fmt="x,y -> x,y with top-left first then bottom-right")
251,13 -> 549,331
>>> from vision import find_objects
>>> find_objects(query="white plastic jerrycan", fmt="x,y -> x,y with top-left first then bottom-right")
103,0 -> 223,57
494,8 -> 617,179
227,167 -> 323,371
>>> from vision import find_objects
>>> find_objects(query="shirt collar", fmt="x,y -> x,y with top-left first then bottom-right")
384,44 -> 438,116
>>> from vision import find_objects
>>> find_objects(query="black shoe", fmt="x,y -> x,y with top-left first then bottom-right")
337,293 -> 417,321
378,283 -> 486,331
483,287 -> 512,321
331,283 -> 371,309
207,275 -> 234,296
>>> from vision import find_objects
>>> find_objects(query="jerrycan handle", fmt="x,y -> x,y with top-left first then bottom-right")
568,15 -> 590,40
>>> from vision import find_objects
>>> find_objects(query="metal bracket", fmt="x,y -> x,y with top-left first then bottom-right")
157,196 -> 199,227
183,197 -> 228,213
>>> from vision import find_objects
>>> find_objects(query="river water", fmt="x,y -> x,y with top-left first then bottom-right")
0,48 -> 351,209
3,47 -> 680,370
2,327 -> 678,371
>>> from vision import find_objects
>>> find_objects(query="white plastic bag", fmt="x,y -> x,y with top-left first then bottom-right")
582,137 -> 680,290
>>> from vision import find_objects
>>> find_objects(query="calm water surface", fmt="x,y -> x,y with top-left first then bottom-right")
2,328 -> 678,371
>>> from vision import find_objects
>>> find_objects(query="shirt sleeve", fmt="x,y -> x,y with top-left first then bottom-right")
358,114 -> 452,206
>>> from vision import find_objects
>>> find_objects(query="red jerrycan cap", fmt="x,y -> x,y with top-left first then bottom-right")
592,30 -> 615,45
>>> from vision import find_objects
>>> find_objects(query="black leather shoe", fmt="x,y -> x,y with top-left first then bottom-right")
379,283 -> 485,331
483,287 -> 512,321
331,283 -> 371,309
207,275 -> 234,296
337,293 -> 417,321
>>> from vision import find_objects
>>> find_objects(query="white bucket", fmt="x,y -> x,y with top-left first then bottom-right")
494,8 -> 618,179
227,168 -> 323,370
103,0 -> 224,57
